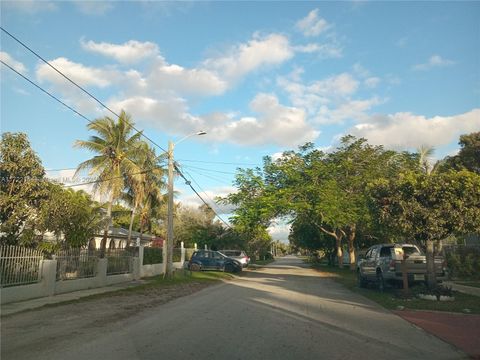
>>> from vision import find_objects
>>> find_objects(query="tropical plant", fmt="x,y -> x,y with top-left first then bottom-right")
0,132 -> 49,246
75,110 -> 144,256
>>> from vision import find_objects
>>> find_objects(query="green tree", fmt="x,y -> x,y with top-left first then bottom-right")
75,110 -> 143,256
442,132 -> 480,174
0,133 -> 48,246
36,185 -> 103,248
369,170 -> 480,288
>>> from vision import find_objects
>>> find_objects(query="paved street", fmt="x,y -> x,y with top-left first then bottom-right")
2,256 -> 466,359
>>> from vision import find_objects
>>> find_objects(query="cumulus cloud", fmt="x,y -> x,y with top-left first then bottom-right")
81,39 -> 160,64
296,9 -> 330,37
350,109 -> 480,149
36,57 -> 118,88
178,186 -> 237,216
209,93 -> 320,147
413,55 -> 455,71
148,61 -> 227,96
0,51 -> 28,74
203,33 -> 294,80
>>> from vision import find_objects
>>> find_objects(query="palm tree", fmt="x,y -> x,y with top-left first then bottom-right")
124,143 -> 166,246
75,110 -> 143,257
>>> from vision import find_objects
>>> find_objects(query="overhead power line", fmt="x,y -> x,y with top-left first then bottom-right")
178,159 -> 261,167
1,26 -> 167,153
174,163 -> 231,228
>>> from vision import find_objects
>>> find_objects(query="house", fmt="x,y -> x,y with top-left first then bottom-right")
89,227 -> 157,249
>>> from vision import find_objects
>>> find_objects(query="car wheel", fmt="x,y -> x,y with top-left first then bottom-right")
224,263 -> 234,273
377,271 -> 385,292
190,263 -> 201,272
357,271 -> 367,288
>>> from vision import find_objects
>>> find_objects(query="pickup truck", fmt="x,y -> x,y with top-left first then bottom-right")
356,243 -> 447,290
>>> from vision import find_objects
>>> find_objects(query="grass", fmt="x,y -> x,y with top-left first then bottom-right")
311,263 -> 480,314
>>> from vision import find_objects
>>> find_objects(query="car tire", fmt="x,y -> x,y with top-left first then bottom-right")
377,271 -> 385,292
224,263 -> 234,273
357,271 -> 367,288
190,263 -> 201,272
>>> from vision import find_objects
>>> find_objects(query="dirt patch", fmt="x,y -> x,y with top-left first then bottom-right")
1,281 -> 217,357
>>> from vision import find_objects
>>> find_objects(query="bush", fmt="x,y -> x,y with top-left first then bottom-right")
445,246 -> 480,280
143,247 -> 163,265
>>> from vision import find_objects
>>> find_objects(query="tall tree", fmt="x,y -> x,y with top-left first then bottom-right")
369,170 -> 480,288
0,133 -> 48,246
75,110 -> 143,256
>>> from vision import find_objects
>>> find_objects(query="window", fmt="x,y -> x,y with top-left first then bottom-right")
380,246 -> 392,258
371,247 -> 379,259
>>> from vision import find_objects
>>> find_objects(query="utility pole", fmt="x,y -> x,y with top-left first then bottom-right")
164,140 -> 175,278
163,131 -> 206,278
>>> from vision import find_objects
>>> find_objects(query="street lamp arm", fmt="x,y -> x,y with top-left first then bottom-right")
174,130 -> 207,147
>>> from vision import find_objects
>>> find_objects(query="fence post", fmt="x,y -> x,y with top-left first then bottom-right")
194,243 -> 197,250
41,259 -> 57,296
180,242 -> 185,264
96,258 -> 107,287
204,244 -> 207,250
135,245 -> 144,281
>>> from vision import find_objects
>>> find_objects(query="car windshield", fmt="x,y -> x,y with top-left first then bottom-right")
402,246 -> 423,256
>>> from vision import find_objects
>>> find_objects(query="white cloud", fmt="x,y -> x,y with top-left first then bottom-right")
309,73 -> 359,96
36,57 -> 117,88
209,93 -> 320,147
365,77 -> 381,88
413,55 -> 455,71
2,0 -> 57,13
350,109 -> 480,149
0,51 -> 28,74
203,33 -> 294,80
73,1 -> 114,15
296,9 -> 330,37
148,61 -> 228,96
293,43 -> 342,58
81,39 -> 159,64
268,222 -> 290,242
178,186 -> 237,216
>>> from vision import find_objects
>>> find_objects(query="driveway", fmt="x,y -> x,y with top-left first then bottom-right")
1,256 -> 466,359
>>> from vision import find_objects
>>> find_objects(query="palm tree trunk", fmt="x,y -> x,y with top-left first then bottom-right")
126,203 -> 138,248
101,193 -> 114,258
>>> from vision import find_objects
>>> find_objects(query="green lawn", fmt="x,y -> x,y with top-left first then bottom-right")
311,263 -> 480,314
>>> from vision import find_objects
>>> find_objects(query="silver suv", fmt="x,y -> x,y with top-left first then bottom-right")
218,250 -> 250,268
356,243 -> 446,290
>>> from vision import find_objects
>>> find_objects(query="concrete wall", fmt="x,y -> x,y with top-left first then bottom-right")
1,247 -> 185,305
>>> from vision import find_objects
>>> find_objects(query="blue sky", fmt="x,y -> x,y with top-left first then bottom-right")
1,1 -> 479,240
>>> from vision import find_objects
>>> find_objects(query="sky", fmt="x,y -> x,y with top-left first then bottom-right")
1,1 -> 479,241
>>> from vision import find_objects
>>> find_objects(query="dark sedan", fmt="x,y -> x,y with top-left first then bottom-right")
188,250 -> 242,273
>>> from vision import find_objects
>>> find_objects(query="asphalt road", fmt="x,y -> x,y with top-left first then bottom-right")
2,256 -> 466,359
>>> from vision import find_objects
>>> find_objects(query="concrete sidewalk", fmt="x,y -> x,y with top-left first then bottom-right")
1,280 -> 145,317
444,281 -> 480,297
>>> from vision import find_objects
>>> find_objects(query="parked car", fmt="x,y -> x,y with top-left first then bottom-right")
188,250 -> 242,273
356,243 -> 447,290
218,250 -> 250,268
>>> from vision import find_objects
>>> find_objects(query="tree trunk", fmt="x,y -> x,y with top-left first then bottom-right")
101,194 -> 114,258
318,224 -> 344,268
335,235 -> 343,269
126,203 -> 138,248
426,239 -> 437,289
347,224 -> 356,271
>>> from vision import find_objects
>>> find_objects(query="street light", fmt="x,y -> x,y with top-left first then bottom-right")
163,130 -> 206,278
